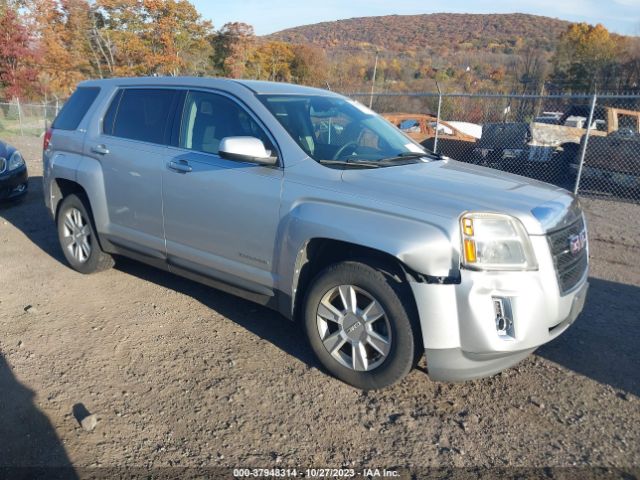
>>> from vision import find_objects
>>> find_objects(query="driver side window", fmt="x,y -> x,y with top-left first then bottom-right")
180,91 -> 273,155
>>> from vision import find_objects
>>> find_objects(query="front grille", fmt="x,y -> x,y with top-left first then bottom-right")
0,157 -> 6,174
547,215 -> 588,295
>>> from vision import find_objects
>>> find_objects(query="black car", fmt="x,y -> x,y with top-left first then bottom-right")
0,140 -> 28,200
471,122 -> 532,170
470,122 -> 567,183
570,128 -> 640,192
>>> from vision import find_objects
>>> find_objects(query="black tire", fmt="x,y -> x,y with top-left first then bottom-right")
56,194 -> 114,274
303,261 -> 421,390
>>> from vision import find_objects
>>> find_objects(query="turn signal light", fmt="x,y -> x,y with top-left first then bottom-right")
464,238 -> 477,263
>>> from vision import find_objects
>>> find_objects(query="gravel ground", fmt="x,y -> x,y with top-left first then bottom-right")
0,135 -> 638,476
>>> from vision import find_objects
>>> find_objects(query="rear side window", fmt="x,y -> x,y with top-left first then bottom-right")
110,89 -> 178,144
52,87 -> 100,131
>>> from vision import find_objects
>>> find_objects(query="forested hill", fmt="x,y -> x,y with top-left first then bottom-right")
268,13 -> 571,54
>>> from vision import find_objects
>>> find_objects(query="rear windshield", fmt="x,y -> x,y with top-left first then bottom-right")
52,87 -> 100,131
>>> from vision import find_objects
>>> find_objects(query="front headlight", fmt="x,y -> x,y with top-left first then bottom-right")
460,212 -> 537,271
8,151 -> 25,171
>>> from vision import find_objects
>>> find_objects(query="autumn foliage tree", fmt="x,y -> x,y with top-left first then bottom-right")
88,0 -> 212,77
211,22 -> 255,78
27,0 -> 94,98
0,6 -> 40,99
551,23 -> 620,92
2,5 -> 639,101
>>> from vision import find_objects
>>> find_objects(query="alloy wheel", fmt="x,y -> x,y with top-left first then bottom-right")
61,207 -> 92,263
316,285 -> 392,372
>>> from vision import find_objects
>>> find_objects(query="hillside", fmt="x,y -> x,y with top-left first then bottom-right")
268,13 -> 571,54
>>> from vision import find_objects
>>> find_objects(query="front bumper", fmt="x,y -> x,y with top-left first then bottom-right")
0,165 -> 28,200
410,235 -> 589,382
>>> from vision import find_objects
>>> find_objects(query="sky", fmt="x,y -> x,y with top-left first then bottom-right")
190,0 -> 640,36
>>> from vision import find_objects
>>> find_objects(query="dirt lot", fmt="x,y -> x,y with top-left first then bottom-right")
1,135 -> 639,476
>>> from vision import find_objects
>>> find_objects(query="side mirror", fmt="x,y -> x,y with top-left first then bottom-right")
218,137 -> 278,166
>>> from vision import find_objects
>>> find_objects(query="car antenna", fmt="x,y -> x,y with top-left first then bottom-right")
325,81 -> 332,91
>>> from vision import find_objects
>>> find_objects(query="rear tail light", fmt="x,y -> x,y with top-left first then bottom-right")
43,128 -> 52,152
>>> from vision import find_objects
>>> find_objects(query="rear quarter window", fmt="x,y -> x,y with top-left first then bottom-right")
102,89 -> 123,135
52,87 -> 101,131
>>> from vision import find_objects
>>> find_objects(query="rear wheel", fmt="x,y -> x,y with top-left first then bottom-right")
57,194 -> 114,274
303,261 -> 420,390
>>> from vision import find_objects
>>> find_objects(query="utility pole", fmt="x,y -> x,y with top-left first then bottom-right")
369,50 -> 379,109
433,81 -> 442,154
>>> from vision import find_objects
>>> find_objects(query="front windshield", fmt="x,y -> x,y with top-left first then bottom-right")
257,94 -> 429,165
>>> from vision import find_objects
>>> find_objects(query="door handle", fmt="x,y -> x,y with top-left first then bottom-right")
91,144 -> 109,155
168,160 -> 192,173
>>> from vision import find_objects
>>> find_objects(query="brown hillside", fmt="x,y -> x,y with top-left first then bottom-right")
268,13 -> 571,54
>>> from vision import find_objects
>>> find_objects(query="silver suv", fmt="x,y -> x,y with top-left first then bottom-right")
43,77 -> 589,390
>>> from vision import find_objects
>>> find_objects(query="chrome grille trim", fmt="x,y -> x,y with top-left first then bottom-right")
547,215 -> 588,295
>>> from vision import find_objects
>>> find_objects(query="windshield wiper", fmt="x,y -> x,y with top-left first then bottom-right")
376,152 -> 428,164
381,151 -> 443,163
318,159 -> 381,168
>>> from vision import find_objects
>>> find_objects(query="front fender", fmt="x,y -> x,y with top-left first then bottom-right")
275,199 -> 460,305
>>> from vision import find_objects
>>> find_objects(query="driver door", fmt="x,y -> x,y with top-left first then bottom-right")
162,90 -> 283,295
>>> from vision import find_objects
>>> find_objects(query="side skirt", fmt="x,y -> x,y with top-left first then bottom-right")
102,235 -> 291,319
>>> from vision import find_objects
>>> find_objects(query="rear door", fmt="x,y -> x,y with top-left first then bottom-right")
162,90 -> 283,295
84,87 -> 180,259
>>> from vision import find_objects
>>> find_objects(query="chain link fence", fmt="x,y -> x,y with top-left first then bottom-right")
3,92 -> 639,205
0,100 -> 61,138
349,91 -> 640,205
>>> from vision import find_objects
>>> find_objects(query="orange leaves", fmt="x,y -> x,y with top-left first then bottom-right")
95,0 -> 213,76
551,22 -> 624,91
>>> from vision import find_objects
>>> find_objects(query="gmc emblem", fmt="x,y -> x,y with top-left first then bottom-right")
569,230 -> 588,255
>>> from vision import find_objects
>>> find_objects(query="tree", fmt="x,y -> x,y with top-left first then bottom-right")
551,23 -> 620,92
211,22 -> 255,78
27,0 -> 94,98
290,44 -> 328,86
0,7 -> 40,99
88,0 -> 212,77
142,0 -> 213,76
246,41 -> 294,82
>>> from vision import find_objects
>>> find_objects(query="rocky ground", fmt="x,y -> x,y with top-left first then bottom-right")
0,135 -> 638,477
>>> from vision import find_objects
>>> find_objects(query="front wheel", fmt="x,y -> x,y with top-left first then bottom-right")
57,194 -> 114,274
303,261 -> 420,390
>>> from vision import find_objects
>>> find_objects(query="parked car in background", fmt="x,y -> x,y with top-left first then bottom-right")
471,122 -> 532,168
382,113 -> 477,159
571,127 -> 640,192
0,140 -> 28,201
472,122 -> 572,184
44,78 -> 588,390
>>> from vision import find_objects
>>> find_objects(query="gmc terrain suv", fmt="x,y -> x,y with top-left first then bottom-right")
43,78 -> 589,390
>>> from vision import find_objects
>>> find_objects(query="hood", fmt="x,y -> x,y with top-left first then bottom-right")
341,159 -> 574,235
